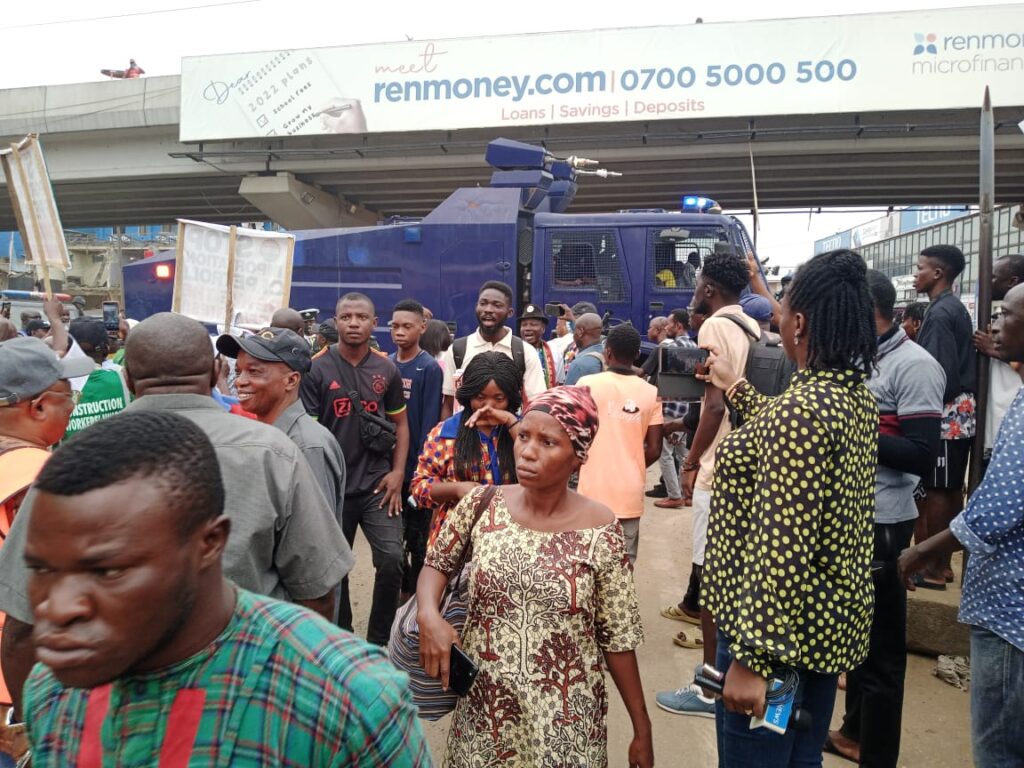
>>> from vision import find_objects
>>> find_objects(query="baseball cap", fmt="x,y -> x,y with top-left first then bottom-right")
69,318 -> 108,349
318,319 -> 339,343
740,293 -> 774,322
0,337 -> 96,406
216,328 -> 311,374
518,304 -> 549,324
25,319 -> 51,334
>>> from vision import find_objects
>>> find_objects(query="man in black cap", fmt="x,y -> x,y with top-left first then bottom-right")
63,319 -> 130,441
518,304 -> 556,390
24,320 -> 50,340
216,329 -> 345,529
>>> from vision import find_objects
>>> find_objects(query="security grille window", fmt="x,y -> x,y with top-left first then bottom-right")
649,226 -> 729,291
549,230 -> 628,303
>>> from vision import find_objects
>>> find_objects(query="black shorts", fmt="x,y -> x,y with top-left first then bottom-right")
923,439 -> 972,491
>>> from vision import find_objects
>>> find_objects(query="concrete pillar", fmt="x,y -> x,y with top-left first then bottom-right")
238,172 -> 377,230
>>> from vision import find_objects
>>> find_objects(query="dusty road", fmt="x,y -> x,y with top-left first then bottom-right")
346,478 -> 973,767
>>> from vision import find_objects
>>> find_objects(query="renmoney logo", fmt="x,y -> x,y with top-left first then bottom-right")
913,33 -> 938,55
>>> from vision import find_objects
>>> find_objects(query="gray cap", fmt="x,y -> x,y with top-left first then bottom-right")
0,337 -> 96,406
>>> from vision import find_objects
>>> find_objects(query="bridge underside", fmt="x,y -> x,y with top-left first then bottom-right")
2,106 -> 1023,230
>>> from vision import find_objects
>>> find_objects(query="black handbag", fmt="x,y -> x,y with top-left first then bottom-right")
328,346 -> 397,455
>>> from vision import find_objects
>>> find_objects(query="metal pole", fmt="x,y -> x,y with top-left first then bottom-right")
968,87 -> 994,494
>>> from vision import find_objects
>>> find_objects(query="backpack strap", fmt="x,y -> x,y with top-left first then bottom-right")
583,350 -> 607,371
452,336 -> 468,371
510,335 -> 526,378
720,313 -> 762,342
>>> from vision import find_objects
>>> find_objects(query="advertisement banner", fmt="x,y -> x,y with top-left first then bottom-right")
813,230 -> 852,255
180,5 -> 1024,142
899,205 -> 970,234
172,220 -> 294,327
851,213 -> 900,249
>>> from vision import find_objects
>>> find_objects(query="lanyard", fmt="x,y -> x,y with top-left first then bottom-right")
78,684 -> 206,768
479,428 -> 503,485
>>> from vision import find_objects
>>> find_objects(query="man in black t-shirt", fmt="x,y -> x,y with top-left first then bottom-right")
301,293 -> 410,645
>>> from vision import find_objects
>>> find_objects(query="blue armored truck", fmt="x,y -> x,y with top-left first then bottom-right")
123,138 -> 759,347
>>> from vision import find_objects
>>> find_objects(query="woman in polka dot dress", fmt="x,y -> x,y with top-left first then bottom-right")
699,249 -> 879,766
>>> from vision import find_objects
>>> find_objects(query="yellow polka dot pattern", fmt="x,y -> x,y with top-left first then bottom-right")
703,368 -> 878,677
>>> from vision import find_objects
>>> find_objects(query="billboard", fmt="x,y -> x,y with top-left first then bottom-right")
899,205 -> 970,233
813,230 -> 852,256
180,4 -> 1024,141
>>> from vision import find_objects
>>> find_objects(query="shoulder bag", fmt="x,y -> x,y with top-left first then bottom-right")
325,345 -> 397,455
387,485 -> 498,720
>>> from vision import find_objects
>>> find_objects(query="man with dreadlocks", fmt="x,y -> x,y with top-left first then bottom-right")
696,248 -> 879,765
411,352 -> 521,543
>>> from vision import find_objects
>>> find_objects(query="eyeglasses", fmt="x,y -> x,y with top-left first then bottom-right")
31,389 -> 81,407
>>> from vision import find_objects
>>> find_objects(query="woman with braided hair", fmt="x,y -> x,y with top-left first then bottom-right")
410,351 -> 521,544
698,248 -> 878,766
418,385 -> 652,768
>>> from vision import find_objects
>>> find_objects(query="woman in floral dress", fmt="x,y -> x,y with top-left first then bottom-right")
417,386 -> 653,768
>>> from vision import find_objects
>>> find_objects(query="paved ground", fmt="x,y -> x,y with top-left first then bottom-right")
346,473 -> 974,767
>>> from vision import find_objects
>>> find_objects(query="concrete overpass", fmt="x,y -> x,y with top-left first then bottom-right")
1,75 -> 1023,230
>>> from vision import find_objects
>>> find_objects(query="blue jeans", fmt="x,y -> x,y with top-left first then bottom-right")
970,625 -> 1024,767
715,632 -> 838,768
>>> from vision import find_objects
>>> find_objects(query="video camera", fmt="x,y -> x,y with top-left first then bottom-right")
694,663 -> 811,735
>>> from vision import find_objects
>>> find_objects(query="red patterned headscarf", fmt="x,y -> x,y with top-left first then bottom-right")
525,386 -> 600,462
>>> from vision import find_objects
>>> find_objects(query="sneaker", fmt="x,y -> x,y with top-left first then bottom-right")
655,683 -> 716,718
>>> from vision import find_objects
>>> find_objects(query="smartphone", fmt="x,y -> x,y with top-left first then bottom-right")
544,302 -> 565,317
102,301 -> 120,332
657,347 -> 710,401
449,645 -> 480,697
0,301 -> 10,319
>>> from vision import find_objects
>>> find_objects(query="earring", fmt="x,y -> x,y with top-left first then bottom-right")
794,335 -> 801,345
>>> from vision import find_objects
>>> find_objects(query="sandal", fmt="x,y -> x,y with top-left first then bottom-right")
913,574 -> 947,591
660,604 -> 701,625
673,629 -> 704,649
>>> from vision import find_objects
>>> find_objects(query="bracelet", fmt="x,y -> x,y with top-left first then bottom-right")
682,462 -> 700,473
726,378 -> 748,401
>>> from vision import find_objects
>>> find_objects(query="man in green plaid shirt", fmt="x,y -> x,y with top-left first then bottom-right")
20,411 -> 430,767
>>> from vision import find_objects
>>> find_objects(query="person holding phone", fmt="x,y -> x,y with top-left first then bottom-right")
417,386 -> 652,768
697,249 -> 878,766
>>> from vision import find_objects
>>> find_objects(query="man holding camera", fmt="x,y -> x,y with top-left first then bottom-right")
301,293 -> 410,646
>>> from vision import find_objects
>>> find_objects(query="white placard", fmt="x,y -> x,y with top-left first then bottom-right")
172,220 -> 294,327
0,135 -> 70,271
180,5 -> 1024,141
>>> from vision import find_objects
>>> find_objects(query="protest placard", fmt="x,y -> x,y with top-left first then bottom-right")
172,219 -> 294,328
0,134 -> 70,296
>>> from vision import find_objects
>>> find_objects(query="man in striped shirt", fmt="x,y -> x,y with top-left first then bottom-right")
20,411 -> 429,767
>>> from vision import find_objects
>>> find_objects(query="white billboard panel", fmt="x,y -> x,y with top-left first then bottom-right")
180,5 -> 1024,141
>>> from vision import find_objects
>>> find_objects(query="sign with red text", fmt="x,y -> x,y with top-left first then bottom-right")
172,220 -> 294,327
180,4 -> 1024,141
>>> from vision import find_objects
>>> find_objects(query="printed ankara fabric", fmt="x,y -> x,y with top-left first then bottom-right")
424,488 -> 643,767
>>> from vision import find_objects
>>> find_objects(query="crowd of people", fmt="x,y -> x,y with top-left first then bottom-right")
0,244 -> 1020,767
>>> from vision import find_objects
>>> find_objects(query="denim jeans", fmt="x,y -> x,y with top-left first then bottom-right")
715,632 -> 838,768
658,438 -> 687,499
970,625 -> 1024,767
338,489 -> 404,646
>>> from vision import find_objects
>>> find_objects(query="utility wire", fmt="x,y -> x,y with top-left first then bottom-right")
0,0 -> 260,30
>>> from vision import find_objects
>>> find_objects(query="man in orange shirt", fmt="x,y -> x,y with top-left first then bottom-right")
577,324 -> 663,564
0,337 -> 92,759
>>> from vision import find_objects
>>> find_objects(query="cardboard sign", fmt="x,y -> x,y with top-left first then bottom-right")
0,135 -> 70,294
172,219 -> 294,328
